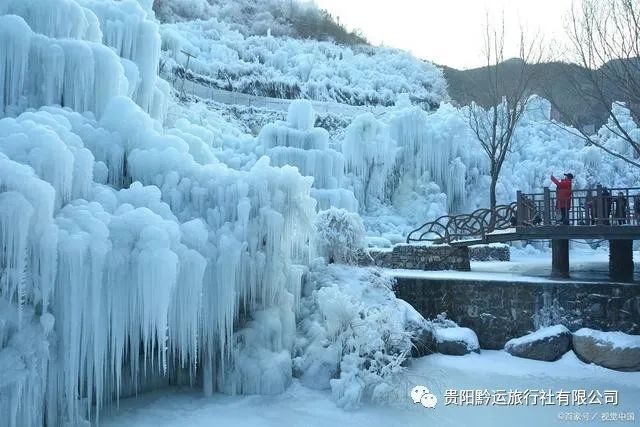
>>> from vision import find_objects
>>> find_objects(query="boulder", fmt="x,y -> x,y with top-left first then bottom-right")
435,327 -> 480,355
572,328 -> 640,372
411,326 -> 437,357
505,325 -> 572,361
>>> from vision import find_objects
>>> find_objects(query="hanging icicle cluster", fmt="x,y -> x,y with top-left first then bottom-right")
0,1 -> 315,426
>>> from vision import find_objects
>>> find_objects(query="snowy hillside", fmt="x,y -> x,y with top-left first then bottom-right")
160,18 -> 448,108
154,0 -> 368,45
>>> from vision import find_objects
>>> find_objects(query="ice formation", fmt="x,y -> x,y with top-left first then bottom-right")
0,2 -> 315,425
260,100 -> 358,212
389,105 -> 475,213
0,0 -> 168,121
342,113 -> 399,211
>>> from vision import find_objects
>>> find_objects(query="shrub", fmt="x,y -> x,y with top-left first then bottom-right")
314,208 -> 365,264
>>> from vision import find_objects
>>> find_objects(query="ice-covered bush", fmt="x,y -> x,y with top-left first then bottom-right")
154,0 -> 215,22
314,208 -> 365,264
294,265 -> 423,409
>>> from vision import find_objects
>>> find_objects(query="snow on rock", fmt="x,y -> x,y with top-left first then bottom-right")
506,325 -> 571,348
434,327 -> 480,355
574,328 -> 640,350
505,325 -> 572,362
573,329 -> 640,372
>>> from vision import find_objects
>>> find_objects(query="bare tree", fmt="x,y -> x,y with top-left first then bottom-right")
467,17 -> 541,228
549,0 -> 640,167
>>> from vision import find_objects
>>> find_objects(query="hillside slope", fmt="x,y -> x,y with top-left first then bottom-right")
443,59 -> 636,129
160,18 -> 448,109
153,0 -> 367,44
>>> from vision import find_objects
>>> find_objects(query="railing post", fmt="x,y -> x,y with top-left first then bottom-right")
516,191 -> 524,226
543,187 -> 551,225
596,185 -> 603,225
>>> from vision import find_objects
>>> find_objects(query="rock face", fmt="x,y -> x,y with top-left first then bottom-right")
435,327 -> 480,356
572,328 -> 640,372
394,278 -> 640,350
505,325 -> 572,361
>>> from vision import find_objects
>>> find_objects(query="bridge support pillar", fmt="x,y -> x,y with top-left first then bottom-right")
609,240 -> 634,281
551,239 -> 570,278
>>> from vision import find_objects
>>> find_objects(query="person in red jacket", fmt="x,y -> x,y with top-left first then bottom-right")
551,173 -> 573,225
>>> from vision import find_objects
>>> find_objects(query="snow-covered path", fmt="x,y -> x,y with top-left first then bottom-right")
163,71 -> 387,117
101,350 -> 640,427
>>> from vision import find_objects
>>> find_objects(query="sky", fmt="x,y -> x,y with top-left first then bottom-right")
313,0 -> 574,69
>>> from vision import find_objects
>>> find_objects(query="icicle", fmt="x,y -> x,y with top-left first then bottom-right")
0,1 -> 320,421
342,113 -> 398,210
0,0 -> 102,42
0,15 -> 32,116
0,192 -> 34,326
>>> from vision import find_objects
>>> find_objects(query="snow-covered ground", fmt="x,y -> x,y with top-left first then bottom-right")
101,350 -> 640,427
481,248 -> 640,282
389,246 -> 640,283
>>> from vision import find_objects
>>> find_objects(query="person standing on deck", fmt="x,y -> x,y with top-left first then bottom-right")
601,187 -> 612,225
614,192 -> 628,225
551,173 -> 573,225
585,190 -> 596,225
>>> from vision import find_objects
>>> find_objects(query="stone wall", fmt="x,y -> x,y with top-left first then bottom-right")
359,244 -> 470,271
468,244 -> 510,261
394,277 -> 640,350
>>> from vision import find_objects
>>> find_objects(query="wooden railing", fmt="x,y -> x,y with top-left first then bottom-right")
406,203 -> 517,244
517,186 -> 640,226
407,186 -> 640,244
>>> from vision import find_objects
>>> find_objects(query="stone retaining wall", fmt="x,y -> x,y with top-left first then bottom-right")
468,244 -> 510,261
359,245 -> 470,271
394,277 -> 640,350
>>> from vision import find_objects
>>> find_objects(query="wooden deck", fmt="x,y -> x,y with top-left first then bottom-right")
406,186 -> 640,279
449,225 -> 640,247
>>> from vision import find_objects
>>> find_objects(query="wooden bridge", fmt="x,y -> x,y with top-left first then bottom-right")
406,186 -> 640,280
